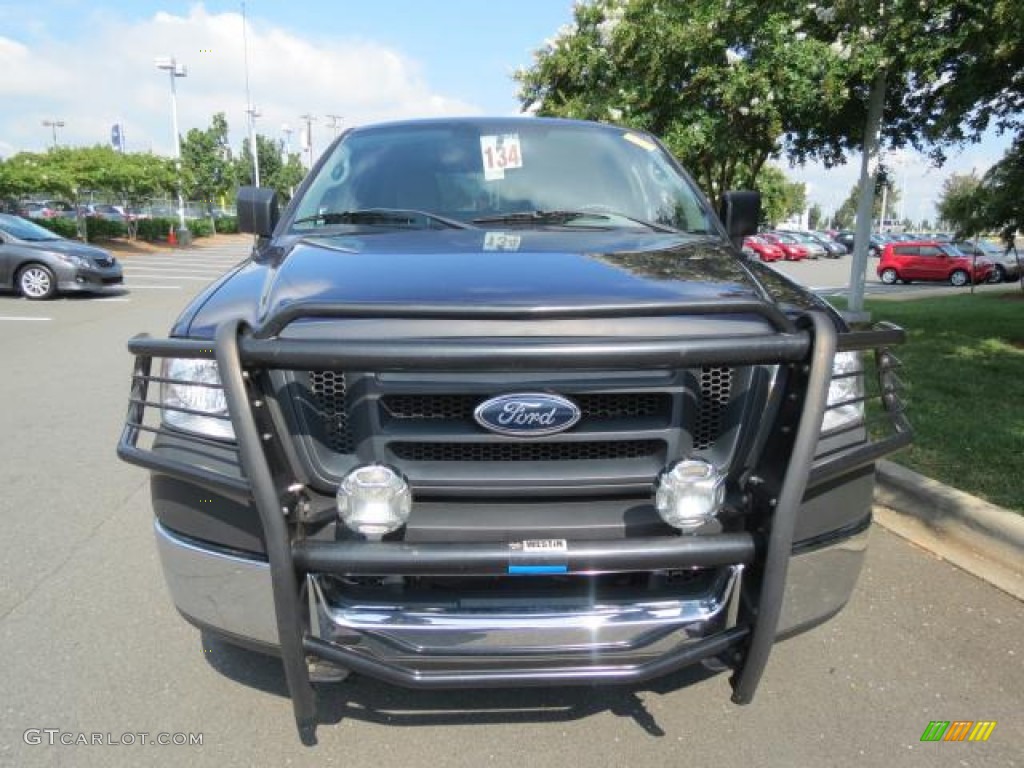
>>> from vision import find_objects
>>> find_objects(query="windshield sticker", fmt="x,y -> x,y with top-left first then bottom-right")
483,231 -> 522,251
480,133 -> 523,181
623,132 -> 657,152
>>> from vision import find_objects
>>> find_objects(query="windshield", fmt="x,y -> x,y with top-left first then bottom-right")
290,120 -> 715,235
0,213 -> 63,241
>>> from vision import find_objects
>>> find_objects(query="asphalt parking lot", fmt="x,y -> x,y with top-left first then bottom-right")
0,239 -> 1021,767
768,252 -> 1019,300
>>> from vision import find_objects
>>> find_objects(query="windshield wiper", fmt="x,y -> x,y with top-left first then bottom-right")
292,208 -> 469,230
471,209 -> 681,233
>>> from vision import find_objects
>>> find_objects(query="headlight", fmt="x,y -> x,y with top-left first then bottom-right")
160,358 -> 235,440
821,351 -> 864,434
56,252 -> 91,268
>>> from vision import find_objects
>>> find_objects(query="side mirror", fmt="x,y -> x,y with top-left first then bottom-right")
719,191 -> 761,248
237,186 -> 279,237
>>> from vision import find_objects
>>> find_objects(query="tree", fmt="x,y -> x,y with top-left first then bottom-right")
834,177 -> 901,230
181,113 -> 233,232
236,135 -> 306,203
515,0 -> 858,204
936,172 -> 984,238
938,140 -> 1024,245
0,147 -> 175,239
807,203 -> 823,230
755,166 -> 806,226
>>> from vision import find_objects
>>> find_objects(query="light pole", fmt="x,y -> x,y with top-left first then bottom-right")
42,119 -> 65,148
154,56 -> 189,241
326,114 -> 343,140
241,2 -> 260,187
299,113 -> 316,169
246,105 -> 261,187
281,123 -> 293,158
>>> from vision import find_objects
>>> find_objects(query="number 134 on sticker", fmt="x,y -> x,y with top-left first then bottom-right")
480,134 -> 523,180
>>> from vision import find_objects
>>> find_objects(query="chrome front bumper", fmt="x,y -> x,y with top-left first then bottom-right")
156,519 -> 866,666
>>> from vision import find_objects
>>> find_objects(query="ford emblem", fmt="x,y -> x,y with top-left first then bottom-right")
473,393 -> 581,437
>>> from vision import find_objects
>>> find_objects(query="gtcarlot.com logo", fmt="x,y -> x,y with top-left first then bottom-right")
24,730 -> 203,747
920,721 -> 997,742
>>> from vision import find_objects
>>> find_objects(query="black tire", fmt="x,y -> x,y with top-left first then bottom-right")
880,268 -> 898,285
990,265 -> 1006,283
869,247 -> 880,258
949,269 -> 969,287
17,263 -> 58,300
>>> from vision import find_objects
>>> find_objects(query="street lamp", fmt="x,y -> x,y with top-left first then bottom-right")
326,114 -> 343,140
299,113 -> 316,169
42,119 -> 65,148
154,56 -> 189,242
246,105 -> 261,187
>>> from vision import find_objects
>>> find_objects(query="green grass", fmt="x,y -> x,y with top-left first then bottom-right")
828,293 -> 1024,512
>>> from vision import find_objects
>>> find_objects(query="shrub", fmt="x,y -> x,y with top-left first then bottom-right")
33,217 -> 79,239
85,217 -> 127,241
214,216 -> 238,234
135,216 -> 177,241
187,218 -> 213,238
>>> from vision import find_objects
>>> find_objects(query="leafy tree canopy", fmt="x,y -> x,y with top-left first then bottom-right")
235,134 -> 306,204
180,112 -> 232,210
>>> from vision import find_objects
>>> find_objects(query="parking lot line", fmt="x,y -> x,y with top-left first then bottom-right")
125,285 -> 183,290
121,274 -> 215,281
0,316 -> 53,321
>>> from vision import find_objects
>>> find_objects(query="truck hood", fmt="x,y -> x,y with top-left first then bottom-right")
180,229 -> 783,338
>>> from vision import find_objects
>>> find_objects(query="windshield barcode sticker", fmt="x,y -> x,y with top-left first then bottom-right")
480,134 -> 523,180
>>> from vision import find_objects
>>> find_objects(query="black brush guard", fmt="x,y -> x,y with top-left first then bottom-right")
117,300 -> 911,744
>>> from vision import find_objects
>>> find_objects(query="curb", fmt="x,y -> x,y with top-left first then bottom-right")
873,460 -> 1024,601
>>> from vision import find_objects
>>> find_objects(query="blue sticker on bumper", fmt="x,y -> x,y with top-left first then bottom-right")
508,565 -> 569,575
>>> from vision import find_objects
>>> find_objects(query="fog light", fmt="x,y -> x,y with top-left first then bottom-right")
336,465 -> 411,539
655,459 -> 725,531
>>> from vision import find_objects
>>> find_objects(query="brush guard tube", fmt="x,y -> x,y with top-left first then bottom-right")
117,300 -> 911,744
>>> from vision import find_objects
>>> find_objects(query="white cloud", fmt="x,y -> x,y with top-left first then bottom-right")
0,4 -> 480,159
788,133 -> 1013,225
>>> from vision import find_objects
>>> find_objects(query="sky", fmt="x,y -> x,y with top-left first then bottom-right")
0,1 -> 1013,223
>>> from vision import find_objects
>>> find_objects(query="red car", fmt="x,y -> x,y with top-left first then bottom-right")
877,241 -> 992,286
741,235 -> 784,262
759,232 -> 809,260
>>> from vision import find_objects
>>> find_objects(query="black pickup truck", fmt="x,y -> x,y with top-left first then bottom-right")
117,117 -> 911,744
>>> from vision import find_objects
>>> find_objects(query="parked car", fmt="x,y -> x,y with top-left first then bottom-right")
832,231 -> 889,257
810,232 -> 848,257
775,231 -> 827,259
19,200 -> 60,219
0,213 -> 123,299
86,203 -> 128,222
877,240 -> 992,286
115,116 -> 910,743
760,231 -> 810,260
741,235 -> 784,262
833,230 -> 855,251
953,239 -> 1021,283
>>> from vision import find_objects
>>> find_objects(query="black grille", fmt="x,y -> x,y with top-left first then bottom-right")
380,392 -> 670,422
694,366 -> 733,450
390,440 -> 663,463
309,371 -> 355,453
308,367 -> 735,456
